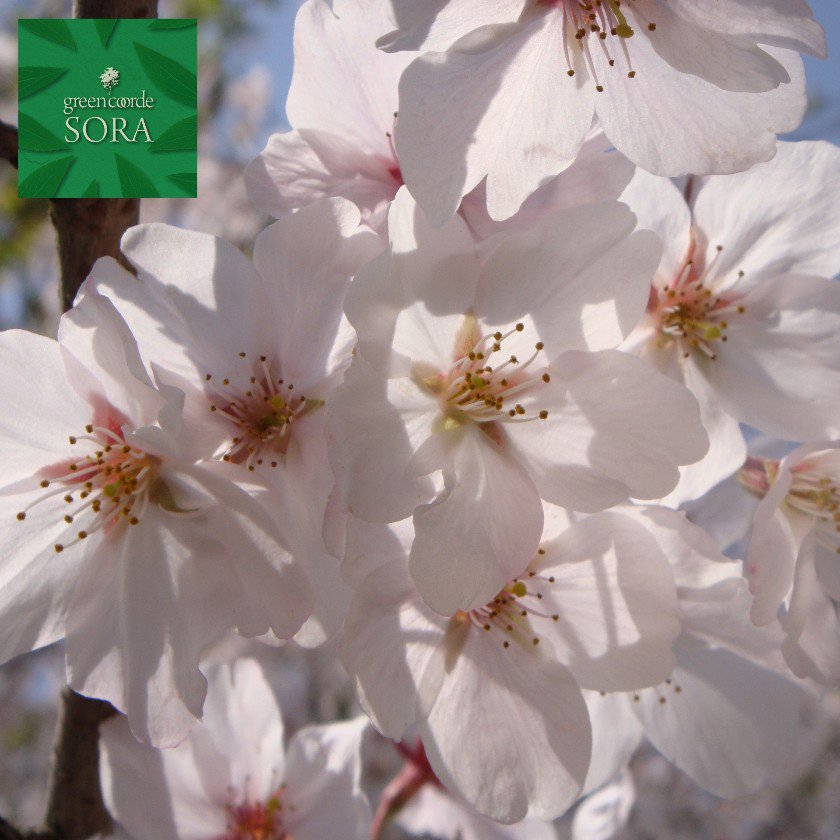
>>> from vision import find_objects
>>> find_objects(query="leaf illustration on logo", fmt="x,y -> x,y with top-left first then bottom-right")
95,19 -> 119,48
114,152 -> 159,198
167,172 -> 197,195
133,42 -> 196,108
148,19 -> 197,30
150,117 -> 197,153
17,113 -> 66,151
19,19 -> 77,51
18,155 -> 75,198
81,180 -> 100,198
18,66 -> 69,100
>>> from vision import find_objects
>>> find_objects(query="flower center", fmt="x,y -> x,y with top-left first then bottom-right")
454,555 -> 560,650
539,0 -> 658,89
15,422 -> 157,553
223,791 -> 287,840
205,353 -> 324,472
740,454 -> 840,556
417,317 -> 551,433
651,244 -> 746,360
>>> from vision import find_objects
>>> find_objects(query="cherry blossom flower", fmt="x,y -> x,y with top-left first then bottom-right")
383,0 -> 824,223
621,141 -> 840,505
743,444 -> 840,686
0,293 -> 313,747
583,505 -> 806,798
340,507 -> 684,823
246,0 -> 633,238
87,199 -> 379,647
245,0 -> 413,233
330,187 -> 707,613
101,658 -> 372,840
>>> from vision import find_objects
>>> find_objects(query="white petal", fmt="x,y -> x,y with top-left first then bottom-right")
572,769 -> 635,840
418,619 -> 590,822
478,202 -> 658,354
288,0 -> 411,146
510,350 -> 708,510
65,509 -> 237,747
339,562 -> 443,739
705,274 -> 840,441
251,198 -> 380,390
692,142 -> 840,287
633,636 -> 802,797
379,0 -> 528,51
411,427 -> 543,614
536,511 -> 681,691
594,44 -> 806,176
396,17 -> 593,224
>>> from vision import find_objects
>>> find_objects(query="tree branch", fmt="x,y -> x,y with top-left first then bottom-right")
0,120 -> 17,169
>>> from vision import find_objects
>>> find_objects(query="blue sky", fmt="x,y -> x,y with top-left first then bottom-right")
241,0 -> 840,144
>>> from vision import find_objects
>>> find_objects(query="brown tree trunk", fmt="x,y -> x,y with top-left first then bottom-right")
43,3 -> 159,839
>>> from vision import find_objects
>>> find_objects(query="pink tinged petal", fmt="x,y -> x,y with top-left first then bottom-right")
175,461 -> 314,641
245,129 -> 398,231
59,288 -> 166,427
396,16 -> 593,225
572,769 -> 635,840
692,142 -> 840,289
707,275 -> 840,441
478,201 -> 659,353
411,428 -> 543,615
511,350 -> 709,511
781,549 -> 840,685
65,509 -> 239,747
283,717 -> 372,840
461,128 -> 635,241
536,511 -> 681,691
339,562 -> 443,740
329,357 -> 438,523
633,637 -> 802,798
251,198 -> 380,390
619,170 -> 692,282
417,619 -> 591,823
288,0 -> 411,148
101,714 -> 223,840
379,0 -> 529,52
594,44 -> 806,176
0,330 -> 90,482
664,0 -> 826,58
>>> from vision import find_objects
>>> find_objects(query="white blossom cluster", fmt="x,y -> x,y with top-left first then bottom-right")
2,1 -> 840,838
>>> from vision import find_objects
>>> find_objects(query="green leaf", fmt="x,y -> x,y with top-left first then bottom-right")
167,172 -> 197,195
20,19 -> 77,51
133,42 -> 196,108
114,152 -> 158,197
150,116 -> 197,152
95,19 -> 119,48
18,156 -> 75,198
81,179 -> 100,198
18,66 -> 69,100
18,113 -> 66,151
148,19 -> 197,30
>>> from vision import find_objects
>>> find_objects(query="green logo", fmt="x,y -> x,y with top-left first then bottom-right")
17,18 -> 197,198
